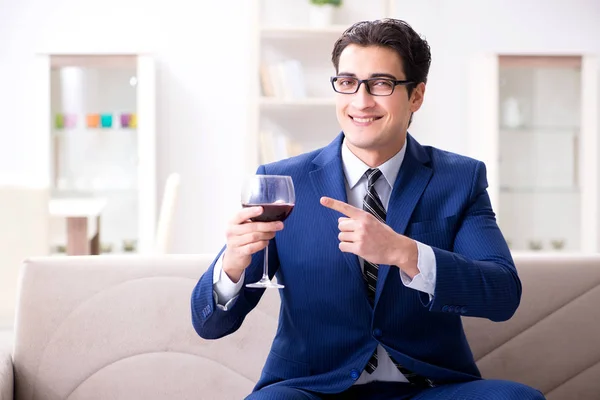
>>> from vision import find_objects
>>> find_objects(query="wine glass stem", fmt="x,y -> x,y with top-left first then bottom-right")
262,244 -> 270,281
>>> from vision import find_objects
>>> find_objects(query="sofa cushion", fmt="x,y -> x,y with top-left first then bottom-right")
463,254 -> 600,399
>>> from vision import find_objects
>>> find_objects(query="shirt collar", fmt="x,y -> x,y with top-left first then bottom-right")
341,137 -> 407,190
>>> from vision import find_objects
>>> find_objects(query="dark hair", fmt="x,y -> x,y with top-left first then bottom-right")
331,19 -> 431,97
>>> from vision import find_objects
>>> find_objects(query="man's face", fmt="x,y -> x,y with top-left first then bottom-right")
335,44 -> 425,164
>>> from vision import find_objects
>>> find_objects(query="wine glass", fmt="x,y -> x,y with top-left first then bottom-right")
241,175 -> 295,289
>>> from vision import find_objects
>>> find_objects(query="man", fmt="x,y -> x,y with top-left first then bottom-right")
191,19 -> 545,400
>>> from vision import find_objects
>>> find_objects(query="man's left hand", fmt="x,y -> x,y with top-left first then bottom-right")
320,196 -> 418,275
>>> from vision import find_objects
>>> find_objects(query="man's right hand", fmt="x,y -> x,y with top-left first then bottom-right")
222,206 -> 284,283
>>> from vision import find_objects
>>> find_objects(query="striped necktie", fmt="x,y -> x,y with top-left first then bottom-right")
362,168 -> 384,374
362,168 -> 386,305
361,168 -> 428,385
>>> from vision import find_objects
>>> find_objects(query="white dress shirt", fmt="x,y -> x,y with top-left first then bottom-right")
212,138 -> 437,384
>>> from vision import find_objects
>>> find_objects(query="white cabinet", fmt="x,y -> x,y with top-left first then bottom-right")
249,0 -> 396,170
35,54 -> 157,254
468,55 -> 599,253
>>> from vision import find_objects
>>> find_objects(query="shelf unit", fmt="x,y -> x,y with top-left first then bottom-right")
248,0 -> 396,170
260,25 -> 348,38
35,54 -> 157,254
467,54 -> 599,253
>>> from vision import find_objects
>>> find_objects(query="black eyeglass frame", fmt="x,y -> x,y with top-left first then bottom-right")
330,76 -> 415,96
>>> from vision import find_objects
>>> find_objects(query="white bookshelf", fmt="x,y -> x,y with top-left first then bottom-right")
260,25 -> 348,38
35,54 -> 157,255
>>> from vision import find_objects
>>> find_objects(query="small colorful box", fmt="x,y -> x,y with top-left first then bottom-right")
64,113 -> 77,129
86,114 -> 100,128
100,113 -> 113,128
129,113 -> 137,129
55,113 -> 64,129
120,113 -> 131,128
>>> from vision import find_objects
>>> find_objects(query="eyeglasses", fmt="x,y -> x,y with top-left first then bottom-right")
330,76 -> 414,96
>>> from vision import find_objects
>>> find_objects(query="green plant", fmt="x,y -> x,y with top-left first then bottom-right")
310,0 -> 342,6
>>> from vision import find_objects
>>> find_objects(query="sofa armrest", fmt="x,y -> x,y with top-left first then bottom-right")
0,349 -> 13,400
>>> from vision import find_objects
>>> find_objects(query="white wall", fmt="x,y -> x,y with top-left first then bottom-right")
1,0 -> 599,253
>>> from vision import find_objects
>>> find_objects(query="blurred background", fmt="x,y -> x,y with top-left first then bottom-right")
1,0 -> 600,331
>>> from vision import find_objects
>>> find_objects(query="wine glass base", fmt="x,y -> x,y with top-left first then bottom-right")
246,280 -> 284,289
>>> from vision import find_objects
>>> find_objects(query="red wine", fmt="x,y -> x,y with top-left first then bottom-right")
243,203 -> 294,222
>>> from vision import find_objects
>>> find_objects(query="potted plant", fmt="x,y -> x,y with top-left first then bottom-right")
101,243 -> 114,254
550,239 -> 565,251
309,0 -> 342,27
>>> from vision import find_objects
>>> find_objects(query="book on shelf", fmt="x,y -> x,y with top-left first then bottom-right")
259,65 -> 275,97
259,131 -> 303,164
260,59 -> 307,100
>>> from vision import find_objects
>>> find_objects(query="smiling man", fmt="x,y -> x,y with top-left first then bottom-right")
191,19 -> 545,400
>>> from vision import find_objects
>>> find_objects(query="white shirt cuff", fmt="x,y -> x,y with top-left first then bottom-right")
212,252 -> 244,310
399,241 -> 436,297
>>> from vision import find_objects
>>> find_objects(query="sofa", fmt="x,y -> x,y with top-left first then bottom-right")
0,253 -> 599,399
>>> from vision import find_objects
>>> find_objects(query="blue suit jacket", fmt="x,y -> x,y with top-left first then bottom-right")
191,133 -> 521,394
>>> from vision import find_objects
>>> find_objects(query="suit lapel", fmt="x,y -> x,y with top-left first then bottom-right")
309,134 -> 364,286
308,134 -> 433,306
375,135 -> 433,306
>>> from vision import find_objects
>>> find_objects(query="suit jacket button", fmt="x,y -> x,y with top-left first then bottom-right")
442,305 -> 449,312
350,369 -> 360,380
460,306 -> 468,314
447,306 -> 455,313
373,328 -> 382,339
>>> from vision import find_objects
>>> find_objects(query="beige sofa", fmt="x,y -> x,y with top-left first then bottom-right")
1,254 -> 599,399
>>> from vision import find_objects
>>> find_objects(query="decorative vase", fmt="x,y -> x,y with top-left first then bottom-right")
502,97 -> 523,128
308,4 -> 335,27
